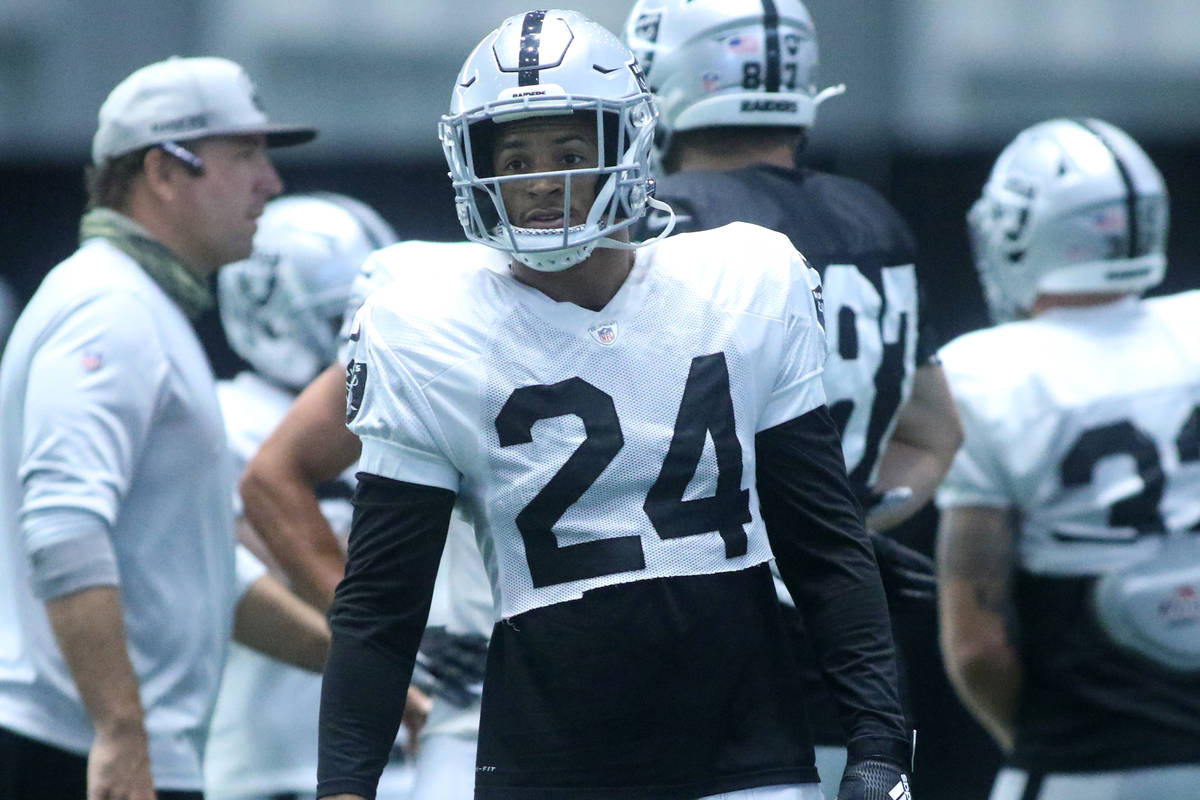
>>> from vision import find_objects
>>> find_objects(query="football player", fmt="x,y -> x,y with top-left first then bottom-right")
204,192 -> 421,800
239,240 -> 500,800
936,118 -> 1200,799
623,1 -> 962,792
318,10 -> 912,800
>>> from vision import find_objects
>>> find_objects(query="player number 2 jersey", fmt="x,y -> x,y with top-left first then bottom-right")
347,223 -> 827,619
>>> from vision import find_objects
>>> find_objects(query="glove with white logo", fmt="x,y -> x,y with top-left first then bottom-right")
411,626 -> 489,709
837,757 -> 912,800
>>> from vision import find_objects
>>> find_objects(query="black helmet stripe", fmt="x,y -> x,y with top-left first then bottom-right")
1073,118 -> 1139,259
518,10 -> 547,87
762,0 -> 782,92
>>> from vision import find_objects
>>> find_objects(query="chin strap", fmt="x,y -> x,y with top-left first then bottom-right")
595,196 -> 677,252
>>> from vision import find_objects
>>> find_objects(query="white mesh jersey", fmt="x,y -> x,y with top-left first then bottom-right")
335,240 -> 509,366
348,222 -> 828,619
937,292 -> 1200,576
205,370 -> 361,797
339,240 -> 498,744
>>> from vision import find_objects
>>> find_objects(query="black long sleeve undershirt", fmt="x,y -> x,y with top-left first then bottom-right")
317,474 -> 455,800
756,407 -> 911,767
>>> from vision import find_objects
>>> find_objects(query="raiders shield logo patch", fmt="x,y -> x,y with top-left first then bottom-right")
345,360 -> 367,422
811,283 -> 825,331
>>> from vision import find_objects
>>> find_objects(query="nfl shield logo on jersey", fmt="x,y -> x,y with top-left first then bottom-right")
588,321 -> 619,347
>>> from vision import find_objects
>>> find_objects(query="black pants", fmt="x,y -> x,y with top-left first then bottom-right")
0,725 -> 203,800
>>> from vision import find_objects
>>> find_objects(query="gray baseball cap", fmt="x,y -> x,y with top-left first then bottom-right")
92,56 -> 317,165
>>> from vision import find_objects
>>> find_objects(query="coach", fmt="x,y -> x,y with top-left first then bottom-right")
0,56 -> 323,800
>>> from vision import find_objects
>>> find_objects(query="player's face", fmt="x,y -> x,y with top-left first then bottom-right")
175,134 -> 284,274
492,116 -> 599,230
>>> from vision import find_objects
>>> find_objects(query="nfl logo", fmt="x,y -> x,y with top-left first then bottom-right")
588,322 -> 619,347
702,72 -> 721,92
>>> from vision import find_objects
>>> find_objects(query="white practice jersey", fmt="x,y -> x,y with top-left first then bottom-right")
205,371 -> 358,797
348,222 -> 828,620
937,292 -> 1200,576
0,240 -> 237,790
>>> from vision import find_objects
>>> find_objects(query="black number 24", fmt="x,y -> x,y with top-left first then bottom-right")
495,353 -> 751,588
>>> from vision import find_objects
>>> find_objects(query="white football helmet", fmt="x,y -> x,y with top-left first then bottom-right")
440,9 -> 669,272
219,192 -> 397,390
969,118 -> 1168,322
623,0 -> 845,156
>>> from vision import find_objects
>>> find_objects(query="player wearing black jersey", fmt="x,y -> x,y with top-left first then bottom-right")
317,10 -> 912,800
624,2 -> 961,796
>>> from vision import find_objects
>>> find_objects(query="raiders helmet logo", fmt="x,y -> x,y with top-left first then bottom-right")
345,360 -> 367,423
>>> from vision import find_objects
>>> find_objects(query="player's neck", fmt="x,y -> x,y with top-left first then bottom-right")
510,235 -> 634,311
673,141 -> 795,173
1031,291 -> 1133,316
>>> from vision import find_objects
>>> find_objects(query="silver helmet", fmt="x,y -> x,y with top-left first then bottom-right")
218,192 -> 397,390
439,9 -> 662,272
969,118 -> 1168,322
623,0 -> 844,157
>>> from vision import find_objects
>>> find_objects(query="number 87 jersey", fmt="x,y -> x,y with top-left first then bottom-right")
346,222 -> 828,620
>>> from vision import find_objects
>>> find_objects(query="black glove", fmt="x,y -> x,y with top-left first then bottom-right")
411,626 -> 489,708
837,757 -> 912,800
869,531 -> 936,608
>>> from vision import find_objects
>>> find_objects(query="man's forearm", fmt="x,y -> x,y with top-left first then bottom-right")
45,585 -> 146,737
870,363 -> 963,532
234,573 -> 330,673
241,362 -> 363,612
241,464 -> 346,611
937,505 -> 1022,751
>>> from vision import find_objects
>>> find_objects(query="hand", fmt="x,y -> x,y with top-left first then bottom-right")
400,685 -> 433,756
869,531 -> 936,608
88,723 -> 156,800
837,757 -> 911,800
412,626 -> 489,708
853,483 -> 914,532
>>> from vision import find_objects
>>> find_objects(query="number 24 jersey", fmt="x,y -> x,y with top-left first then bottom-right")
347,222 -> 828,620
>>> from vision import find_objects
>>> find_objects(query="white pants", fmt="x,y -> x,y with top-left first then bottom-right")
990,763 -> 1200,800
813,744 -> 848,800
699,783 -> 824,800
408,733 -> 478,799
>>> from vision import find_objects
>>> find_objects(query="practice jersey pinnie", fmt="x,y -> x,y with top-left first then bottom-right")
205,371 -> 361,796
938,292 -> 1200,772
347,222 -> 827,620
643,165 -> 933,483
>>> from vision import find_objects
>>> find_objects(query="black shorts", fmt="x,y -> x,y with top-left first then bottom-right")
474,563 -> 820,799
0,725 -> 204,800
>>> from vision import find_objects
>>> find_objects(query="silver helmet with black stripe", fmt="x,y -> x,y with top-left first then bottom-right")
440,9 -> 661,272
218,192 -> 397,389
968,118 -> 1168,322
623,0 -> 844,157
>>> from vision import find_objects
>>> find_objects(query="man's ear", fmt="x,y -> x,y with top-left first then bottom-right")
140,146 -> 182,202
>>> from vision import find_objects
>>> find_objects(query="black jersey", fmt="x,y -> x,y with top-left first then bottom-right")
643,164 -> 939,484
639,164 -> 934,749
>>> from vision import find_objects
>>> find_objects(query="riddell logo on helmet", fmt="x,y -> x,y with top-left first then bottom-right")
740,99 -> 798,113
